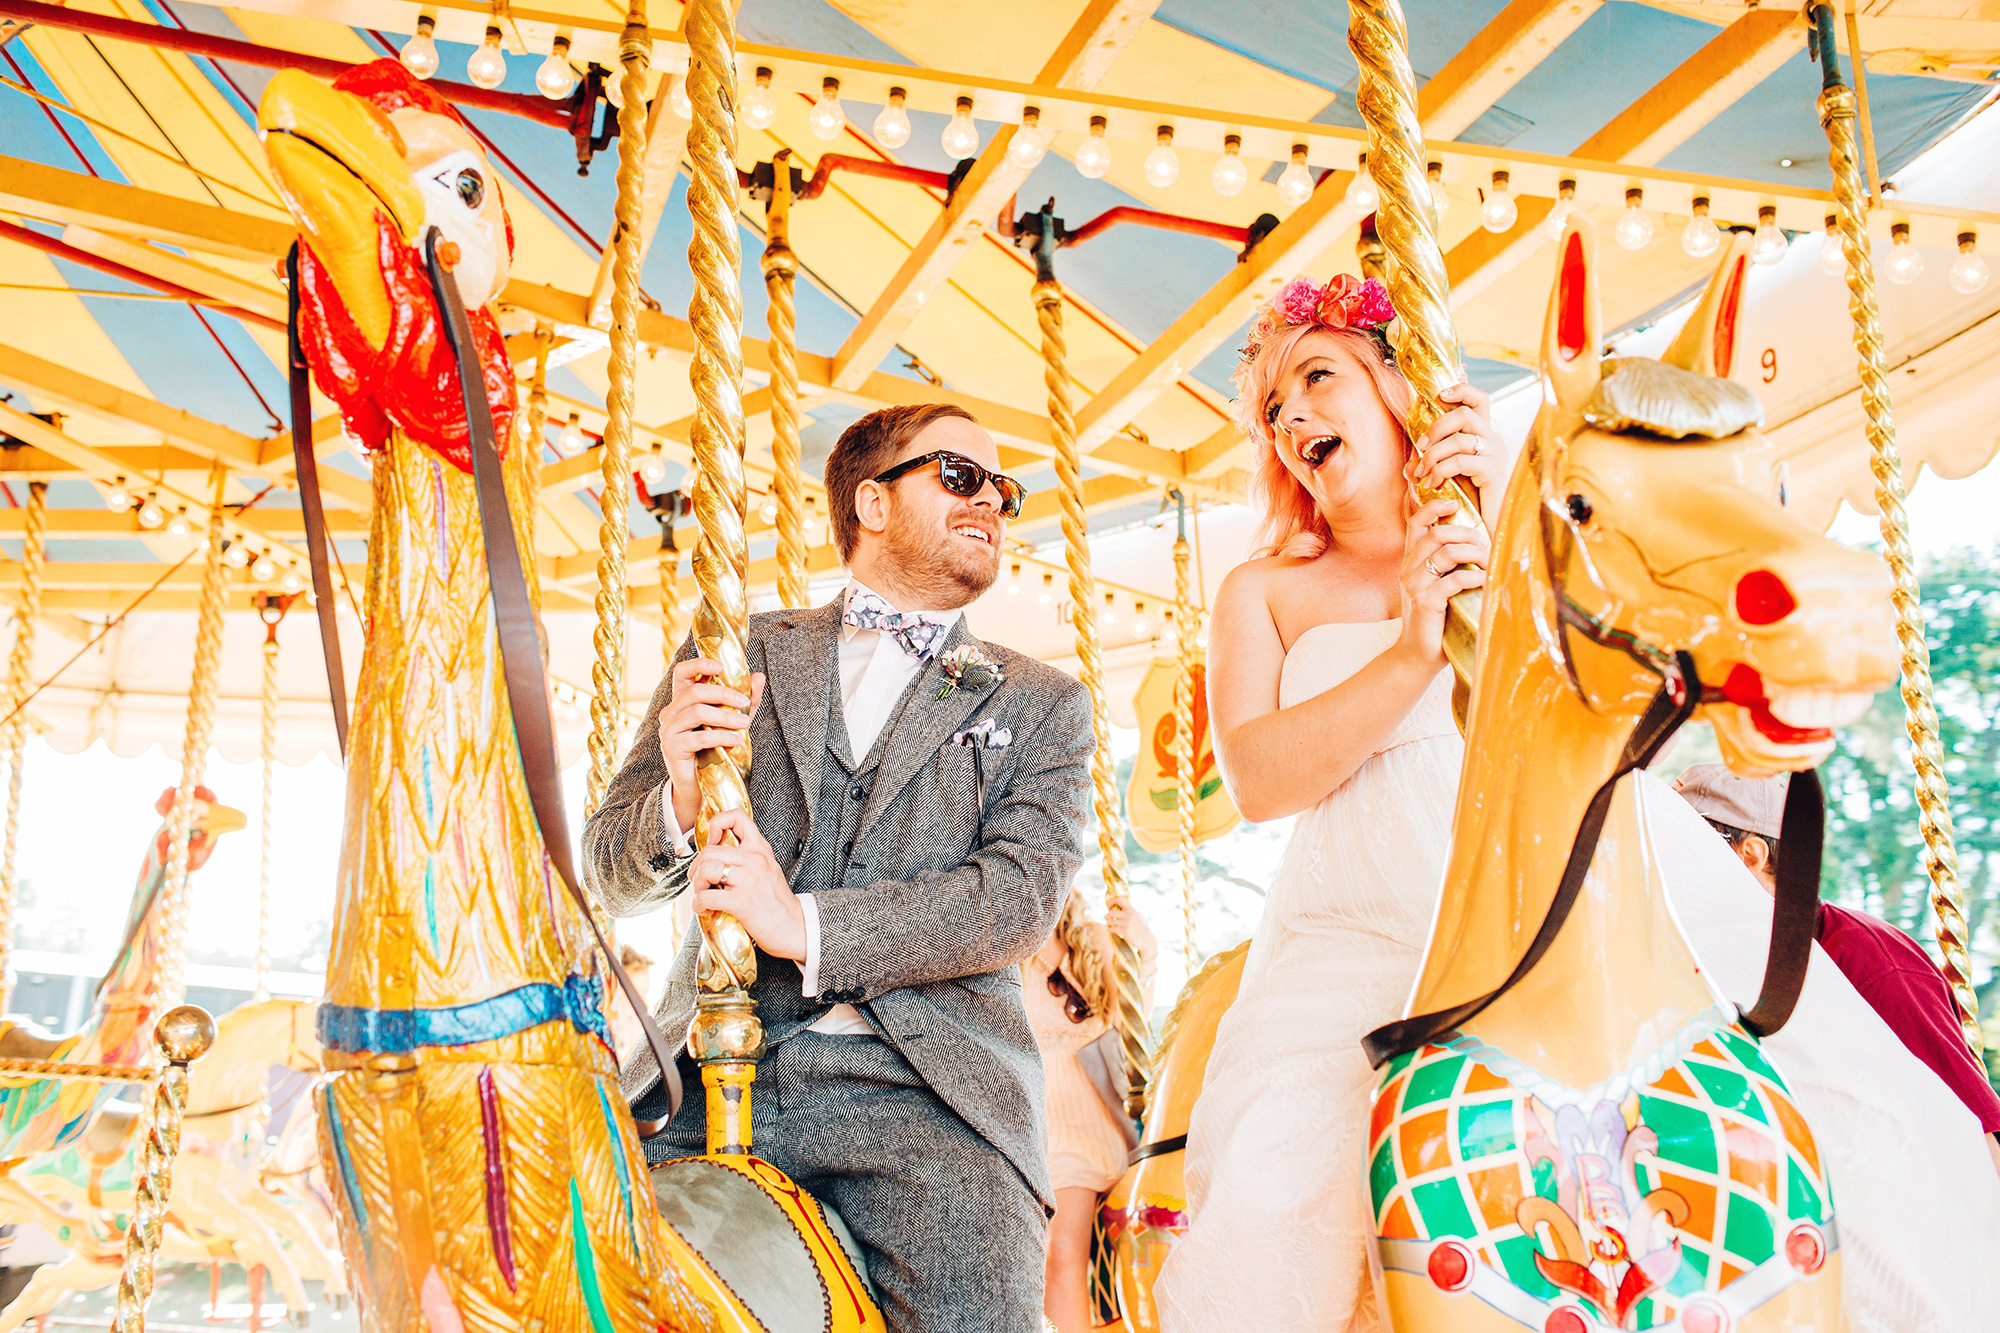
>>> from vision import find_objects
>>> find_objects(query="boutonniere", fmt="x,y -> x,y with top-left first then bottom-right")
935,644 -> 1004,700
950,718 -> 1013,750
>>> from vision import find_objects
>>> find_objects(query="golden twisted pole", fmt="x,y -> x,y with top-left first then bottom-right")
682,0 -> 761,1155
254,619 -> 279,1004
1347,0 -> 1481,722
1031,239 -> 1150,1118
586,7 -> 651,818
1810,4 -> 1983,1059
763,150 -> 808,610
155,468 -> 231,1012
0,479 -> 48,997
1170,492 -> 1198,974
112,1005 -> 215,1333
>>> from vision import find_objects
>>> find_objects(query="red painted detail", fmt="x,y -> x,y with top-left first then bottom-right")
1714,255 -> 1747,378
1735,569 -> 1797,625
1786,1222 -> 1827,1275
1557,231 -> 1588,362
1720,665 -> 1833,745
1681,1298 -> 1729,1333
1544,1308 -> 1589,1333
1426,1239 -> 1473,1293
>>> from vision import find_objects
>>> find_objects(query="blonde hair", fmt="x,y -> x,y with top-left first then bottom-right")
1055,888 -> 1112,1023
1232,323 -> 1415,559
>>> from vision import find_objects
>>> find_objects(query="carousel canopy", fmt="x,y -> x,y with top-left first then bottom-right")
3,0 -> 1999,762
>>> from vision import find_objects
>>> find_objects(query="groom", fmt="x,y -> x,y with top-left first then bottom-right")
584,403 -> 1094,1333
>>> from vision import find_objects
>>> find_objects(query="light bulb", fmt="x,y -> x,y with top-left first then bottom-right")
1950,233 -> 1990,295
401,16 -> 439,80
1614,189 -> 1653,250
639,446 -> 668,485
1103,594 -> 1119,626
166,507 -> 192,538
1212,134 -> 1248,197
1817,218 -> 1845,277
667,71 -> 692,119
104,476 -> 130,511
1277,144 -> 1313,207
251,553 -> 277,582
1750,206 -> 1786,265
1075,116 -> 1112,180
1427,163 -> 1448,223
1681,197 -> 1721,259
1544,181 -> 1577,241
1038,573 -> 1053,605
536,37 -> 577,100
1346,152 -> 1378,214
873,88 -> 911,148
466,26 -> 507,91
1143,125 -> 1180,188
1130,602 -> 1150,638
282,562 -> 305,594
941,96 -> 980,159
558,412 -> 586,456
1006,563 -> 1022,595
808,77 -> 845,141
224,540 -> 250,569
137,495 -> 164,529
1005,108 -> 1047,170
802,500 -> 823,545
1479,170 -> 1517,234
1886,224 -> 1924,285
742,67 -> 778,130
759,495 -> 780,524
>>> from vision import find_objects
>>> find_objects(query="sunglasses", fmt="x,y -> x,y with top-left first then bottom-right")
873,450 -> 1026,520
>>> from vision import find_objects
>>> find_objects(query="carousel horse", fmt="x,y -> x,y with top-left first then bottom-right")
0,999 -> 339,1330
0,786 -> 244,1166
1099,942 -> 1247,1332
258,60 -> 708,1332
1366,223 -> 1894,1331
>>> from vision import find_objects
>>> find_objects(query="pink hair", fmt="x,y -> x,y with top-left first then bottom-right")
1233,323 -> 1415,558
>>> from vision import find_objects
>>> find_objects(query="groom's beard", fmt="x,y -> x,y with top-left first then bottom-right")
880,498 -> 1002,609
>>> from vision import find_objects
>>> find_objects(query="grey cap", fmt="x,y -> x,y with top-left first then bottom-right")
1674,764 -> 1788,839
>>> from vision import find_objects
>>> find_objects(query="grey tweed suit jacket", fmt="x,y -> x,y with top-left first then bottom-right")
582,598 -> 1094,1204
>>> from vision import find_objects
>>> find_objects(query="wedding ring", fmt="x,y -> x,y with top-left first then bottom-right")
1424,557 -> 1442,578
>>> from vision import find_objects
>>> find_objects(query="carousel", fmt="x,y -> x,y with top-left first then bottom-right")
0,0 -> 1996,1329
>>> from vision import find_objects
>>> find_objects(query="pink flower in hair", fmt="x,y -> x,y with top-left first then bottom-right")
1274,277 -> 1323,326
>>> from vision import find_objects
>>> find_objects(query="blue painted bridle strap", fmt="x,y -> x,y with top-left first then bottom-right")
318,974 -> 610,1054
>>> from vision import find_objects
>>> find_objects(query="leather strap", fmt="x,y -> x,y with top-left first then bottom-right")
1126,1133 -> 1186,1166
1363,653 -> 1701,1067
285,244 -> 350,756
420,228 -> 684,1117
1738,766 -> 1824,1037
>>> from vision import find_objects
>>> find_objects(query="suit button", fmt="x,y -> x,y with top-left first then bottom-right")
850,784 -> 867,800
794,837 -> 806,856
843,842 -> 854,859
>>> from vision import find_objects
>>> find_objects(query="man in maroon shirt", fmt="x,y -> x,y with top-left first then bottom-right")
1676,764 -> 2000,1172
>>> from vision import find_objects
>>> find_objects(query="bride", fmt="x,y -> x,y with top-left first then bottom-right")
1153,274 -> 1504,1331
1156,274 -> 2000,1332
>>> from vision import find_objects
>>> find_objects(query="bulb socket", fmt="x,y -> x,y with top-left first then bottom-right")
1491,169 -> 1509,189
1090,115 -> 1108,134
1223,133 -> 1241,152
1691,195 -> 1710,214
755,66 -> 773,85
821,76 -> 839,96
1625,187 -> 1644,206
888,85 -> 906,105
1960,231 -> 1978,251
1757,205 -> 1777,223
1022,106 -> 1040,127
415,13 -> 434,34
956,95 -> 974,113
1558,178 -> 1577,199
1890,221 -> 1912,242
1291,141 -> 1307,162
483,24 -> 501,42
1156,124 -> 1174,144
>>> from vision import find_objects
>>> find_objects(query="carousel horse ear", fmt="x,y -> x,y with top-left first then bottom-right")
1663,230 -> 1754,379
1541,214 -> 1602,435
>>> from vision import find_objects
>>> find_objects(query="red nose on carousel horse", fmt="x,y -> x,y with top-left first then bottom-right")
1360,221 -> 1896,1333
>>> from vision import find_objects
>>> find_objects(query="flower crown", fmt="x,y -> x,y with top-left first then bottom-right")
1241,274 -> 1397,365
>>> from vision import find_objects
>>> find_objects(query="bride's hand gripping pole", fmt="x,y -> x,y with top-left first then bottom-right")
1348,0 -> 1483,719
682,0 -> 763,1156
1029,208 -> 1153,1120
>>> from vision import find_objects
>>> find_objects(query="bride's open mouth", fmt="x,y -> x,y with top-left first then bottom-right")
1300,435 -> 1341,469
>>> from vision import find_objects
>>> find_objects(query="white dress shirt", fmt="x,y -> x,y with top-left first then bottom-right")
662,578 -> 960,1035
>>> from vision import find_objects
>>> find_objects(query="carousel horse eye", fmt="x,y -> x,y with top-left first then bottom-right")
1565,493 -> 1593,524
454,168 -> 485,209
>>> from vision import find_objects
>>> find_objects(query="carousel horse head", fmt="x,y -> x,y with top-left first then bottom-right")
259,59 -> 516,469
1523,218 -> 1897,773
148,785 -> 246,875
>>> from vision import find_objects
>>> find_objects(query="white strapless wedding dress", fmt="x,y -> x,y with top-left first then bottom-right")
1156,620 -> 2000,1333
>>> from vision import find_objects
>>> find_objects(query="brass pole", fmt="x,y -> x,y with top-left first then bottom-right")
0,479 -> 47,1000
1030,217 -> 1151,1118
1810,3 -> 1984,1060
1170,490 -> 1198,974
1347,0 -> 1482,723
111,1005 -> 215,1333
764,149 -> 808,610
154,467 -> 230,1011
254,606 -> 281,1004
682,0 -> 762,1155
587,5 -> 651,817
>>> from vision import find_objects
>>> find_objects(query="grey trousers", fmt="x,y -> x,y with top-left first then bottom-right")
643,1032 -> 1046,1333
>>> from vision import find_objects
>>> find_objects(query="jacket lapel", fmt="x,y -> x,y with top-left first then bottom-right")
764,599 -> 841,835
856,618 -> 1000,844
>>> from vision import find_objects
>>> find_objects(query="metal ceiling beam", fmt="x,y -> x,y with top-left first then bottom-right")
0,155 -> 296,263
827,0 -> 1159,392
1418,0 -> 1603,141
0,343 -> 265,469
0,509 -> 369,535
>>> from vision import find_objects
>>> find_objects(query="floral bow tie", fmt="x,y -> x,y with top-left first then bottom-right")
843,590 -> 948,661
